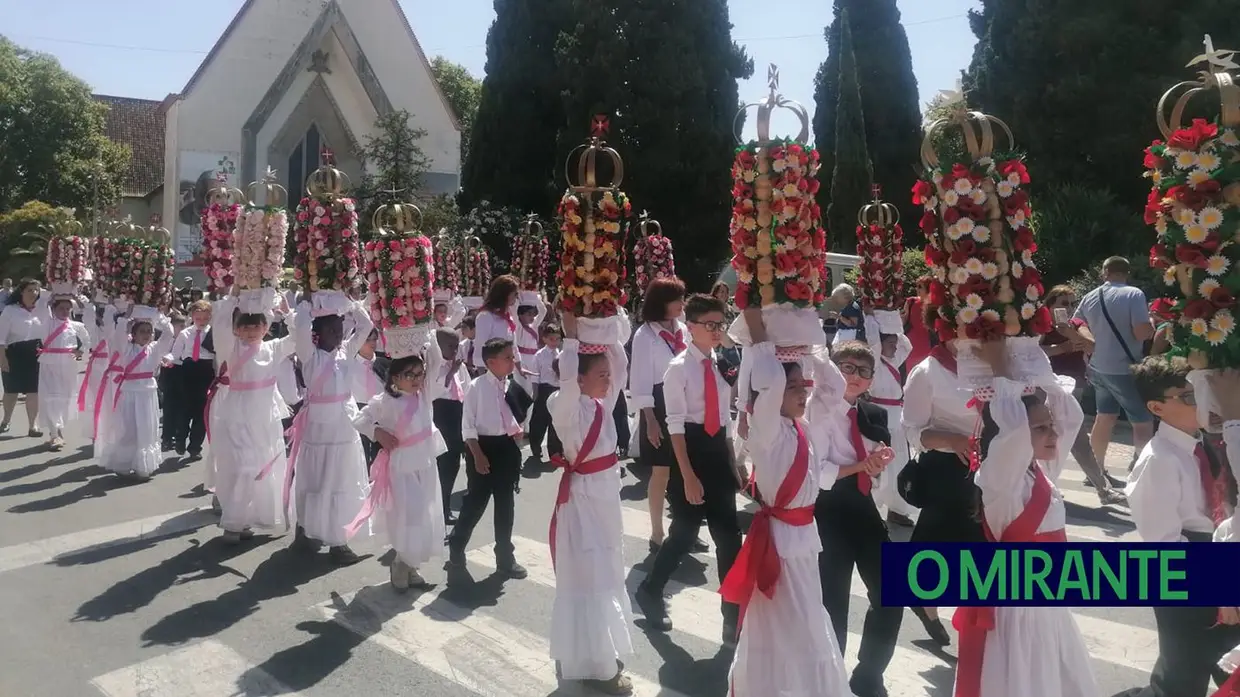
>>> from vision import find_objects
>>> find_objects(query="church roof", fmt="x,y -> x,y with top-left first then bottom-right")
94,94 -> 165,198
181,0 -> 460,132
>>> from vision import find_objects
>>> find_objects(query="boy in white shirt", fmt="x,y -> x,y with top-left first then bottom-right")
528,324 -> 563,466
431,328 -> 469,526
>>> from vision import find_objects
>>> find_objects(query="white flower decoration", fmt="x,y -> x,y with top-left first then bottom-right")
1021,303 -> 1036,320
969,189 -> 987,205
981,309 -> 1001,322
1188,169 -> 1213,188
1207,255 -> 1231,276
1198,151 -> 1222,171
973,226 -> 992,243
1026,285 -> 1040,301
953,178 -> 973,195
981,262 -> 999,280
965,293 -> 984,310
1208,329 -> 1227,346
964,258 -> 984,275
950,267 -> 969,285
958,307 -> 979,324
1191,318 -> 1209,336
996,180 -> 1015,198
942,190 -> 959,207
1200,278 -> 1222,296
1213,311 -> 1235,335
1175,208 -> 1197,226
957,217 -> 976,236
1175,151 -> 1198,170
1199,207 -> 1224,230
1184,224 -> 1209,244
1164,267 -> 1178,285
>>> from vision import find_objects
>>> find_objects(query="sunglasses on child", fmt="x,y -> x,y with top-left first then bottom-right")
834,361 -> 874,379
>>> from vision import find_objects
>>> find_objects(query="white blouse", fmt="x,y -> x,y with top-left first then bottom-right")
350,353 -> 385,404
425,337 -> 471,403
901,352 -> 978,453
533,346 -> 559,387
472,307 -> 519,369
548,338 -> 627,498
746,342 -> 825,558
863,314 -> 912,402
629,320 -> 688,410
0,296 -> 50,346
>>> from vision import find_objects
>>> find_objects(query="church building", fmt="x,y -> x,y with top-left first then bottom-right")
95,0 -> 461,264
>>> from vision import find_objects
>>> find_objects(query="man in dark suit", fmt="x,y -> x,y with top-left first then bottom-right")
815,340 -> 902,697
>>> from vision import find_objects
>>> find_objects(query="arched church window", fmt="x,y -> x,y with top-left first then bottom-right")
286,124 -> 323,205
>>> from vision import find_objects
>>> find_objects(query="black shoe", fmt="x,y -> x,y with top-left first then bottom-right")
691,537 -> 709,553
444,548 -> 467,571
445,512 -> 458,526
161,441 -> 174,452
186,450 -> 202,461
634,583 -> 672,632
291,526 -> 321,552
849,675 -> 888,697
329,545 -> 362,565
175,442 -> 186,455
497,559 -> 528,579
911,606 -> 951,646
887,511 -> 915,527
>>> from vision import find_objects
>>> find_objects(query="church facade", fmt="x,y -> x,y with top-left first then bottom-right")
97,0 -> 461,264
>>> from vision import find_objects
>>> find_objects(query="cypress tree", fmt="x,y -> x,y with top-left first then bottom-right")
965,0 -> 1240,218
554,0 -> 753,288
458,0 -> 568,215
812,0 -> 922,245
827,10 -> 873,253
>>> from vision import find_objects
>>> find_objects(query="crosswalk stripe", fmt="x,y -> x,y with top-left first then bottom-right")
89,639 -> 300,697
0,507 -> 217,575
611,502 -> 1157,672
319,584 -> 691,697
464,535 -> 948,696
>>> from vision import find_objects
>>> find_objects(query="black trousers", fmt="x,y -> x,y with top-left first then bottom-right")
159,364 -> 183,447
178,358 -> 214,452
816,487 -> 903,688
644,424 -> 741,622
1112,605 -> 1240,697
433,398 -> 464,521
613,390 -> 630,453
356,401 -> 380,467
528,383 -> 561,458
448,434 -> 521,561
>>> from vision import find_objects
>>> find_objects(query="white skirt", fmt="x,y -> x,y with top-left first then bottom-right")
292,435 -> 370,547
208,387 -> 289,532
376,443 -> 446,567
728,552 -> 854,697
97,387 -> 162,478
36,356 -> 80,434
969,606 -> 1097,697
79,354 -> 110,428
873,404 -> 918,519
549,479 -> 633,681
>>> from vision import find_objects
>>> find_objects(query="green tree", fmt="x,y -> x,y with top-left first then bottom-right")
429,56 -> 482,167
458,0 -> 569,215
964,1 -> 1240,230
353,110 -> 432,233
0,200 -> 76,278
0,37 -> 129,213
827,10 -> 873,253
555,0 -> 753,287
812,0 -> 922,244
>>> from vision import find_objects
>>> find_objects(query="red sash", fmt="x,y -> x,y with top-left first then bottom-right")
1212,667 -> 1240,697
953,465 -> 1066,697
548,400 -> 618,569
930,344 -> 957,375
38,321 -> 73,356
874,358 -> 903,405
720,420 -> 815,632
848,407 -> 873,495
659,328 -> 686,354
499,310 -> 516,333
519,324 -> 539,356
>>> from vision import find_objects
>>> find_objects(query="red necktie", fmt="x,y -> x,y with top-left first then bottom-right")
849,407 -> 872,495
703,357 -> 720,436
444,362 -> 463,400
1194,442 -> 1229,526
191,330 -> 202,361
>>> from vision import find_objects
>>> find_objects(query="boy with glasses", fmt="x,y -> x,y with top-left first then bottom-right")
1118,356 -> 1240,697
814,340 -> 901,697
634,294 -> 744,645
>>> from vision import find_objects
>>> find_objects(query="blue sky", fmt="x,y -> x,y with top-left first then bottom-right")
1,0 -> 979,141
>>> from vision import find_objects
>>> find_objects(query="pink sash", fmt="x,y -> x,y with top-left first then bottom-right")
91,352 -> 122,438
77,341 -> 108,412
256,356 -> 350,524
204,343 -> 272,441
111,347 -> 153,411
343,395 -> 429,538
38,321 -> 73,356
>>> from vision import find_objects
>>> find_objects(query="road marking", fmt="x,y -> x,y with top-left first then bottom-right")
610,505 -> 1155,672
0,507 -> 216,575
320,584 -> 690,697
90,639 -> 299,697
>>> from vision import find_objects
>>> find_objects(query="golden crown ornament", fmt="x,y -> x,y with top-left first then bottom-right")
556,116 -> 633,320
364,195 -> 435,352
855,184 -> 904,312
1143,35 -> 1240,371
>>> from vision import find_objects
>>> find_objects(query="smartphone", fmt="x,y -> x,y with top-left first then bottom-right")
1053,307 -> 1069,325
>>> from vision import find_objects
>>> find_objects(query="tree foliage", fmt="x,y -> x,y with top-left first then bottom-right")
0,37 -> 129,213
429,56 -> 482,167
554,0 -> 753,287
0,200 -> 76,278
812,0 -> 922,247
826,10 -> 873,253
352,110 -> 432,233
458,0 -> 569,215
964,0 -> 1240,231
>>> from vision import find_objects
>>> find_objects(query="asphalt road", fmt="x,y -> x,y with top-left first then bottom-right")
0,415 -> 1155,697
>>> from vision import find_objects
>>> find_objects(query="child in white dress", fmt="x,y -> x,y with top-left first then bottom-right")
78,302 -> 115,438
547,311 -> 633,694
206,296 -> 295,543
350,350 -> 446,590
37,296 -> 88,450
97,312 -> 175,480
724,313 -> 854,697
957,341 -> 1096,697
286,298 -> 374,564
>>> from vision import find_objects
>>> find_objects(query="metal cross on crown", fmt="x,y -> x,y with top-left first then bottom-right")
590,114 -> 609,138
320,147 -> 335,166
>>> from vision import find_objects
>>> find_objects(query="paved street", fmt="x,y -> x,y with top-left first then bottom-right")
0,414 -> 1153,697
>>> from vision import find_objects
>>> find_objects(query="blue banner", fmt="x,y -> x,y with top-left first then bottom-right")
880,542 -> 1240,607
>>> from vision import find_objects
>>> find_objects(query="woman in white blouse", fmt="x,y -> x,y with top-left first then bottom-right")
471,275 -> 521,371
0,279 -> 46,435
